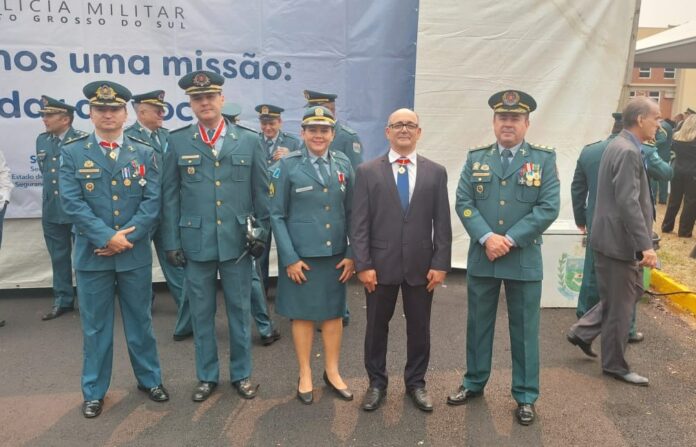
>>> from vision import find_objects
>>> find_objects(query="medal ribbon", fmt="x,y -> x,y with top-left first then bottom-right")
199,120 -> 225,148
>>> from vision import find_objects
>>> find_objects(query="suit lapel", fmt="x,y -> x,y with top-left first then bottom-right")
299,152 -> 325,186
82,134 -> 113,173
380,155 -> 403,212
216,124 -> 240,161
190,126 -> 216,161
485,145 -> 504,179
406,155 -> 428,217
505,142 -> 529,179
114,139 -> 139,174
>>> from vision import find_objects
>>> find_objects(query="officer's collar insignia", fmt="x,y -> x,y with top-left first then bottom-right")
97,85 -> 117,101
129,145 -> 135,151
193,132 -> 199,139
521,147 -> 527,156
193,73 -> 211,87
86,142 -> 92,149
502,91 -> 520,107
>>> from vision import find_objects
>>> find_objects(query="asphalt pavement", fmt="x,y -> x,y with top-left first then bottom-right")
1,270 -> 695,447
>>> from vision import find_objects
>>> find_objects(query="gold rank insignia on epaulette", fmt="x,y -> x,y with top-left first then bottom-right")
64,133 -> 89,145
126,135 -> 152,147
529,143 -> 555,152
469,143 -> 494,152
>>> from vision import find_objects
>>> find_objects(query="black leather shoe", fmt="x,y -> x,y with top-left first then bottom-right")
516,403 -> 535,426
82,399 -> 103,418
362,387 -> 386,411
566,332 -> 597,357
0,320 -> 5,327
296,378 -> 313,405
41,306 -> 73,321
173,331 -> 193,341
628,332 -> 644,343
138,384 -> 170,402
323,371 -> 353,401
232,378 -> 259,399
408,387 -> 433,412
261,329 -> 281,346
192,381 -> 217,402
446,385 -> 483,406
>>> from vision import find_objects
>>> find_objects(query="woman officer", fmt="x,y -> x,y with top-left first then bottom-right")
270,106 -> 355,404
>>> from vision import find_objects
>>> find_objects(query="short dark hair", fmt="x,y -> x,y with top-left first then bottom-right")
622,97 -> 656,128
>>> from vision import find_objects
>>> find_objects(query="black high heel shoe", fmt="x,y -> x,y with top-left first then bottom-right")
323,371 -> 353,401
297,378 -> 313,405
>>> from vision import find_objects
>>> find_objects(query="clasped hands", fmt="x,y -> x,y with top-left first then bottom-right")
286,258 -> 355,284
357,268 -> 446,293
484,233 -> 513,262
94,227 -> 135,256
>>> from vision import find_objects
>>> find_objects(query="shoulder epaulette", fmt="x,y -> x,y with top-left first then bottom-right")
469,143 -> 494,152
282,132 -> 299,140
234,123 -> 259,134
126,134 -> 152,147
330,150 -> 351,164
529,143 -> 555,152
75,130 -> 89,136
340,124 -> 357,135
170,124 -> 192,134
63,133 -> 89,145
38,131 -> 50,137
124,123 -> 138,132
284,151 -> 303,159
583,140 -> 603,148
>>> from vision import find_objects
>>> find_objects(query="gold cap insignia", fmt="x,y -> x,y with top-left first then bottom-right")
193,73 -> 211,87
316,108 -> 324,117
97,85 -> 117,101
502,91 -> 520,107
261,106 -> 269,115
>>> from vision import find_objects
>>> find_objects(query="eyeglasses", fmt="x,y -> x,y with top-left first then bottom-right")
388,122 -> 419,131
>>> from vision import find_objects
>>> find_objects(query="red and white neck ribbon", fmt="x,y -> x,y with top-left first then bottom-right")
199,120 -> 225,148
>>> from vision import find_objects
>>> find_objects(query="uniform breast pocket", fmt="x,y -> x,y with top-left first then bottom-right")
515,184 -> 540,203
231,154 -> 251,181
127,182 -> 144,197
75,170 -> 102,197
178,157 -> 202,182
473,176 -> 492,200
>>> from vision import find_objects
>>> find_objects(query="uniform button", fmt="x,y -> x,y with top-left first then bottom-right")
54,190 -> 59,195
52,157 -> 57,161
240,160 -> 245,164
326,241 -> 332,246
323,188 -> 328,193
114,210 -> 120,216
50,168 -> 56,173
52,180 -> 57,184
215,180 -> 221,186
112,180 -> 117,186
325,223 -> 331,229
498,219 -> 504,225
187,221 -> 192,226
114,225 -> 120,230
324,205 -> 330,211
217,219 -> 222,225
216,200 -> 222,206
215,161 -> 220,167
533,239 -> 537,244
500,200 -> 505,206
501,180 -> 507,186
112,195 -> 118,201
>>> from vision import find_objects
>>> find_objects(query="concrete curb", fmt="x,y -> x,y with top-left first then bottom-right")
650,269 -> 696,316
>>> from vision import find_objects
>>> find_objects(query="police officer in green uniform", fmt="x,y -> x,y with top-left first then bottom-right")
36,96 -> 87,321
125,90 -> 192,341
161,70 -> 270,402
572,112 -> 671,343
270,106 -> 355,404
651,120 -> 673,204
60,81 -> 169,418
447,90 -> 560,426
303,90 -> 362,325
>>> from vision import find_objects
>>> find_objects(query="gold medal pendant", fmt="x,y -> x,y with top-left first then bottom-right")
533,179 -> 541,187
398,166 -> 406,174
109,151 -> 117,160
124,178 -> 132,186
139,178 -> 147,187
187,166 -> 196,175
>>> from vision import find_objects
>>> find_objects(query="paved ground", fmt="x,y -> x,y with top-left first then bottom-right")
1,271 -> 695,447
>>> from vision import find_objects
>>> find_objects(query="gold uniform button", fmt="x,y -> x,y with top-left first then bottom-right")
215,180 -> 221,186
114,225 -> 120,230
240,160 -> 245,164
501,180 -> 507,186
52,157 -> 57,161
323,188 -> 328,193
112,195 -> 118,201
500,200 -> 505,206
114,210 -> 120,216
187,221 -> 192,226
216,200 -> 222,206
50,168 -> 56,173
325,223 -> 331,229
53,190 -> 59,195
326,241 -> 332,246
324,205 -> 330,211
498,219 -> 504,225
52,180 -> 57,184
217,219 -> 222,225
111,180 -> 117,186
215,161 -> 220,167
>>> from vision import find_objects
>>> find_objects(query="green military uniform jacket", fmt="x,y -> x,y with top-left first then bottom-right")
36,127 -> 88,224
456,141 -> 561,281
655,121 -> 673,162
329,121 -> 363,169
270,148 -> 354,267
124,123 -> 170,168
259,131 -> 302,168
642,142 -> 673,182
161,120 -> 270,262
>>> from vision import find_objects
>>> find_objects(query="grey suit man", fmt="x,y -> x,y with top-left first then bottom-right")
351,109 -> 452,412
567,97 -> 660,386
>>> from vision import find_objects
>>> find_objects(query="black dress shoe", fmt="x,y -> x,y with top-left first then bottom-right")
362,387 -> 386,411
628,332 -> 644,343
296,378 -> 313,405
566,332 -> 597,357
232,378 -> 259,399
173,331 -> 193,341
0,320 -> 5,327
41,306 -> 73,321
446,385 -> 483,406
138,384 -> 170,402
516,403 -> 535,426
82,399 -> 103,418
322,371 -> 353,401
408,387 -> 433,412
192,381 -> 217,402
261,329 -> 281,346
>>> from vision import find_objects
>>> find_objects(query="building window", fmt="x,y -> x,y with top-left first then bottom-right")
664,67 -> 676,79
639,67 -> 651,78
648,91 -> 660,103
629,91 -> 636,97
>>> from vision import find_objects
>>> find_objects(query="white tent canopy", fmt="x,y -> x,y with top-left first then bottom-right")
635,20 -> 696,67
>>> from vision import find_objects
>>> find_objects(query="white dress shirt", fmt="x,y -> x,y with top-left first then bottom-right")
388,148 -> 417,201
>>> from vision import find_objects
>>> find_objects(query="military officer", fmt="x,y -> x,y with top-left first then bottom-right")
161,70 -> 270,402
36,96 -> 87,321
652,120 -> 673,204
125,90 -> 193,341
256,104 -> 301,167
60,81 -> 168,418
448,90 -> 560,426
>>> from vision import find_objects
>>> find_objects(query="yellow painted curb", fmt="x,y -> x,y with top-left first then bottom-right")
650,269 -> 696,316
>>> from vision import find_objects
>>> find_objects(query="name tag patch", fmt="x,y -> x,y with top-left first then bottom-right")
295,186 -> 313,193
